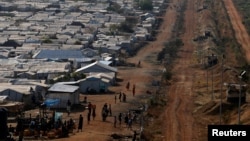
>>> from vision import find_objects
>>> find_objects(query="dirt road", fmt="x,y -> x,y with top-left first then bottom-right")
223,0 -> 250,63
163,0 -> 200,140
162,0 -> 250,141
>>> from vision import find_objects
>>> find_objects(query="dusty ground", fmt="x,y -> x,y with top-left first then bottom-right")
163,0 -> 198,140
224,0 -> 250,63
17,0 -> 250,141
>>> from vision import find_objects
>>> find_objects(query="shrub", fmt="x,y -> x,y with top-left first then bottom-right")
139,0 -> 153,11
118,22 -> 134,33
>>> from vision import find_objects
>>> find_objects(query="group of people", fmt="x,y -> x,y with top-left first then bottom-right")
126,82 -> 136,96
116,111 -> 138,130
66,80 -> 139,137
77,102 -> 97,132
118,92 -> 127,102
12,112 -> 76,141
101,103 -> 111,121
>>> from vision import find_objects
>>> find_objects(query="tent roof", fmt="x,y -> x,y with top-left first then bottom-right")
75,61 -> 117,73
48,83 -> 79,93
0,96 -> 8,103
33,49 -> 85,59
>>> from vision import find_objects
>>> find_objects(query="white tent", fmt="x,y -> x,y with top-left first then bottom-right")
46,83 -> 80,108
0,96 -> 8,103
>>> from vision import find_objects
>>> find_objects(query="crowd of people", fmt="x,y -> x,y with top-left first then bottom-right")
8,111 -> 76,141
6,83 -> 141,141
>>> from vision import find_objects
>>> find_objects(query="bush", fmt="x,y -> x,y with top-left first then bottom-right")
42,38 -> 52,43
157,38 -> 184,61
139,0 -> 153,11
162,71 -> 172,80
74,40 -> 82,45
149,97 -> 167,107
118,22 -> 134,33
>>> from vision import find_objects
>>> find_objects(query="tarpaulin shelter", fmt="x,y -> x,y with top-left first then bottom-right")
44,99 -> 60,107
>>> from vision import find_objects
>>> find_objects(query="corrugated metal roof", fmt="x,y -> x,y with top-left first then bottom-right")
99,60 -> 112,65
48,83 -> 79,93
75,61 -> 117,73
0,83 -> 35,95
33,49 -> 85,59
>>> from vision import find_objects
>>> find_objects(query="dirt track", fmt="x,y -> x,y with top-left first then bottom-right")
163,0 -> 199,140
223,0 -> 250,63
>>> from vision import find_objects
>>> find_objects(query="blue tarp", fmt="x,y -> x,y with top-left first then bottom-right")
44,99 -> 60,107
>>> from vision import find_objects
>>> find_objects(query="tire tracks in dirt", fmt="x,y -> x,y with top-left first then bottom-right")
164,0 -> 199,140
223,0 -> 250,63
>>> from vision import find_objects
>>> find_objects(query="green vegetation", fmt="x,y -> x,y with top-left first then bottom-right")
118,21 -> 134,33
41,34 -> 58,43
138,0 -> 153,11
74,40 -> 82,45
162,71 -> 172,80
42,38 -> 53,43
149,97 -> 167,106
157,39 -> 183,83
108,24 -> 119,35
49,72 -> 86,84
71,72 -> 86,80
108,20 -> 134,35
209,0 -> 246,65
172,0 -> 187,36
106,2 -> 123,14
157,38 -> 184,61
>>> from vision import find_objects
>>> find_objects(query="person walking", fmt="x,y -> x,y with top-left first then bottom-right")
119,92 -> 122,102
77,114 -> 83,132
108,104 -> 112,116
132,130 -> 137,141
137,60 -> 141,67
101,103 -> 108,121
123,93 -> 126,102
126,81 -> 130,90
124,114 -> 129,127
128,118 -> 132,130
132,84 -> 136,96
87,113 -> 91,124
114,116 -> 117,128
92,104 -> 96,120
118,113 -> 122,126
115,95 -> 117,104
67,100 -> 71,116
88,102 -> 92,115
